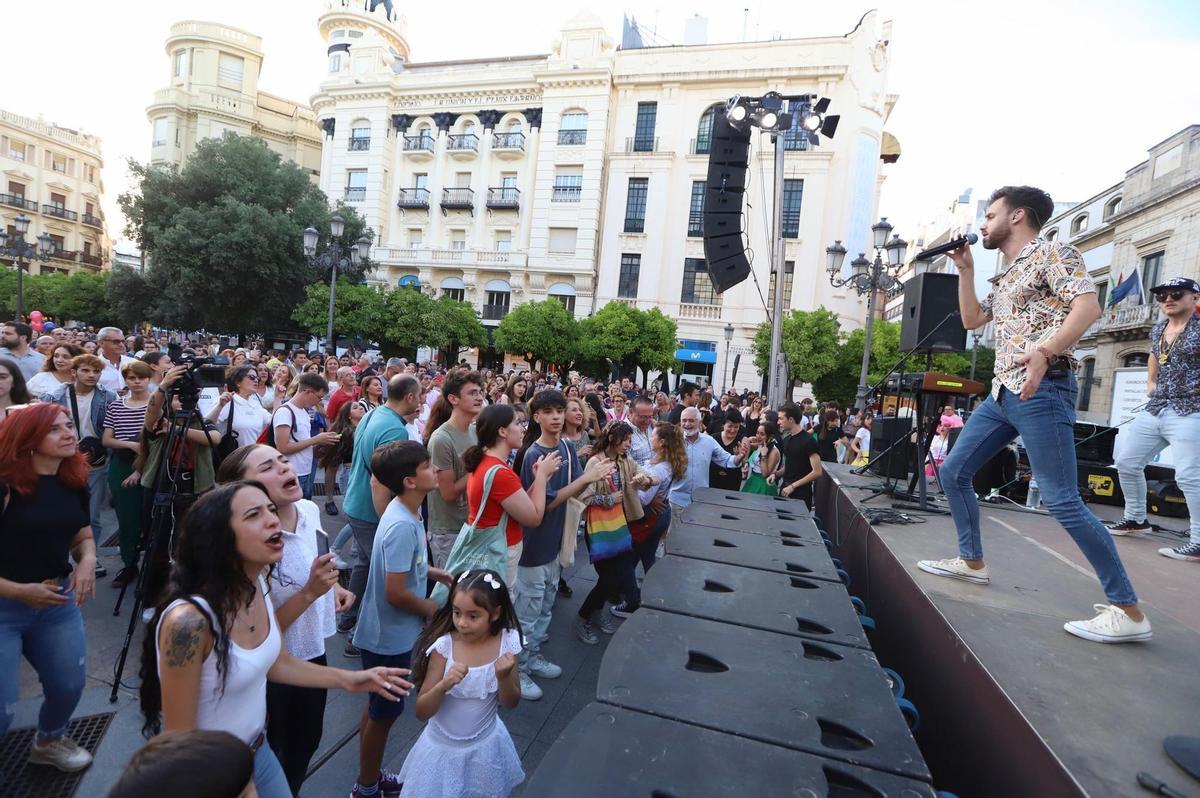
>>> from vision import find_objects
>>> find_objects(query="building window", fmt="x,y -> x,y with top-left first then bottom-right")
1104,196 -> 1122,219
495,231 -> 512,252
449,230 -> 467,251
49,192 -> 67,210
548,227 -> 577,254
7,181 -> 25,198
1123,352 -> 1149,368
444,288 -> 465,302
1078,358 -> 1096,412
51,154 -> 67,174
413,173 -> 428,190
682,257 -> 718,305
552,171 -> 582,202
1095,281 -> 1108,308
1071,214 -> 1088,235
349,124 -> 371,150
633,102 -> 657,151
486,290 -> 511,312
408,228 -> 423,247
551,292 -> 576,313
767,260 -> 795,309
1141,251 -> 1164,295
7,141 -> 26,161
783,105 -> 812,151
618,254 -> 641,299
1045,228 -> 1058,241
328,52 -> 342,72
217,53 -> 245,87
558,111 -> 588,146
153,117 -> 169,147
624,177 -> 648,233
173,50 -> 188,77
695,106 -> 717,155
688,181 -> 705,237
782,179 -> 803,238
345,169 -> 367,201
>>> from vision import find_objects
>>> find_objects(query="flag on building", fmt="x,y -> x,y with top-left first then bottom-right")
1108,267 -> 1142,307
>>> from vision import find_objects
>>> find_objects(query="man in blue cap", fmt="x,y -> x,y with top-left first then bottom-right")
1108,276 -> 1200,563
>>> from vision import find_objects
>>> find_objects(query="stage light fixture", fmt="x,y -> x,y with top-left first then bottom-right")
801,111 -> 822,132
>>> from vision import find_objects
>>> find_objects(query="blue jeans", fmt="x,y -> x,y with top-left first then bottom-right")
1115,408 -> 1200,544
0,586 -> 86,741
298,470 -> 315,501
87,465 -> 108,543
513,560 -> 560,670
253,743 -> 292,798
941,374 -> 1138,606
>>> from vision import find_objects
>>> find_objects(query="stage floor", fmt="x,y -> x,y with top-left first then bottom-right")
818,464 -> 1199,798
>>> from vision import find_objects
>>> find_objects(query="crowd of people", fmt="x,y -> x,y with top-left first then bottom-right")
0,320 -> 853,798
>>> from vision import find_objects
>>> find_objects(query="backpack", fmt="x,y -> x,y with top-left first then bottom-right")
258,404 -> 299,448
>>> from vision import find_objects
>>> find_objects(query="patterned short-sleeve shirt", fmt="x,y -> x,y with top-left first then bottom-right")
1148,314 -> 1200,417
980,238 -> 1096,399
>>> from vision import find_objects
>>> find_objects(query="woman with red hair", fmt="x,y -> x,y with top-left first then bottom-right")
0,403 -> 97,773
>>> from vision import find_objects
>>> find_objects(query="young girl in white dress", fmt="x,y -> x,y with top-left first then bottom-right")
402,569 -> 525,797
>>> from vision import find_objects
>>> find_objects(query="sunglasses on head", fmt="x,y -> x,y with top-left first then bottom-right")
1155,290 -> 1186,302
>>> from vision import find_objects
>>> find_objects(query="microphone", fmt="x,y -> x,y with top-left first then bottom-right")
913,233 -> 978,262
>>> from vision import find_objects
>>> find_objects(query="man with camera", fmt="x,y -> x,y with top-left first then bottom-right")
40,354 -> 116,578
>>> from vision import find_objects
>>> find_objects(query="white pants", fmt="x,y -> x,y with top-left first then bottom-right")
1115,408 -> 1200,543
505,542 -> 523,586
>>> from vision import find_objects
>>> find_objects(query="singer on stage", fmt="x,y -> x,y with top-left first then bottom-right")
916,185 -> 1151,644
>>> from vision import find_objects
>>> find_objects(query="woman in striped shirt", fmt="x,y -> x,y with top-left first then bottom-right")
101,360 -> 153,589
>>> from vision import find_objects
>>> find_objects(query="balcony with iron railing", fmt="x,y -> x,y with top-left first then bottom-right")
43,204 -> 78,221
0,193 -> 37,211
482,302 -> 510,321
441,187 -> 475,210
687,211 -> 704,237
49,248 -> 78,262
447,134 -> 479,159
557,129 -> 587,146
397,188 -> 431,209
551,185 -> 581,203
492,132 -> 525,159
348,136 -> 371,151
344,186 -> 366,202
79,251 -> 103,267
1082,303 -> 1160,340
403,134 -> 435,157
487,187 -> 520,210
82,213 -> 103,229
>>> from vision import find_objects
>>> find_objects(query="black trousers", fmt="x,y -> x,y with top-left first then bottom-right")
266,653 -> 328,796
580,555 -> 630,618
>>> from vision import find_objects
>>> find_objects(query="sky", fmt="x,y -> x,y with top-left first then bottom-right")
4,0 -> 1199,252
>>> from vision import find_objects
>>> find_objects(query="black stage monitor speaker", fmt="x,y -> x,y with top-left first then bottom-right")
702,113 -> 752,293
867,417 -> 913,480
899,272 -> 967,353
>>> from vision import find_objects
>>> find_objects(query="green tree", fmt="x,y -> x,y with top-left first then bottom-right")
751,308 -> 843,395
494,299 -> 579,372
105,267 -> 156,331
631,307 -> 679,384
578,302 -> 678,385
429,297 -> 487,362
42,272 -> 117,328
381,287 -> 440,356
292,278 -> 389,344
118,133 -> 372,335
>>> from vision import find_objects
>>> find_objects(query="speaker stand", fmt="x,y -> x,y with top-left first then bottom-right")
890,354 -> 950,515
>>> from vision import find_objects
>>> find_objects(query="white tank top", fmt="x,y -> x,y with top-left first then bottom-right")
156,576 -> 280,745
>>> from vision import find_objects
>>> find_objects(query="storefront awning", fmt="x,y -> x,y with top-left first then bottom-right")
675,348 -> 717,364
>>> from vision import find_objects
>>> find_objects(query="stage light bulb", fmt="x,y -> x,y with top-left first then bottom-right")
760,111 -> 779,129
729,105 -> 749,122
802,113 -> 822,132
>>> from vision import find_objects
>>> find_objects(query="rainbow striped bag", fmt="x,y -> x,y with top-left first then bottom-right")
584,499 -> 633,564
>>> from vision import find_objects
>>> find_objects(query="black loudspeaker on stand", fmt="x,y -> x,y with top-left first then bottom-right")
900,273 -> 967,353
702,114 -> 752,294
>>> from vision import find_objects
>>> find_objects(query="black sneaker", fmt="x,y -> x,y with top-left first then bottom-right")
325,501 -> 339,516
609,601 -> 638,619
557,577 -> 573,598
1106,518 -> 1150,536
344,640 -> 361,658
111,566 -> 138,589
1159,542 -> 1200,562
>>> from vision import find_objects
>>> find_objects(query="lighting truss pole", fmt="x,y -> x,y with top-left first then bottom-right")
766,131 -> 788,407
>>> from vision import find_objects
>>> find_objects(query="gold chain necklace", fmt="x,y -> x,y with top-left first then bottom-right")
1159,324 -> 1186,365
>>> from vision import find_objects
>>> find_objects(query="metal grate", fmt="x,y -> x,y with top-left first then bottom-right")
0,712 -> 115,798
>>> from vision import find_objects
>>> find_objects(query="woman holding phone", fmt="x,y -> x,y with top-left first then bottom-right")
214,445 -> 355,796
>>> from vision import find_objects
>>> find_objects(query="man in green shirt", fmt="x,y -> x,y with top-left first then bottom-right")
424,370 -> 485,568
339,375 -> 421,643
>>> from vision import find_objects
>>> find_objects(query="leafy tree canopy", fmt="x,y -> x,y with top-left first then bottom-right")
751,308 -> 843,394
494,299 -> 579,371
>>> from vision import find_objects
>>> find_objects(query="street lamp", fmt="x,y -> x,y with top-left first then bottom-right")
0,214 -> 53,320
302,212 -> 371,354
723,322 -> 735,393
827,217 -> 908,412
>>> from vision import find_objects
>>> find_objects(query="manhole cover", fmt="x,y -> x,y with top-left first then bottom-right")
0,712 -> 114,798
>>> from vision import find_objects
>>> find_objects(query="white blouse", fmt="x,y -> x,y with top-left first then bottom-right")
267,500 -> 336,661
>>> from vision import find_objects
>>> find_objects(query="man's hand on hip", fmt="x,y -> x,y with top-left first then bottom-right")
1016,349 -> 1050,400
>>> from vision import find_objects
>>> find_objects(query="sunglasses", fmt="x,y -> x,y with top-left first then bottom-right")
1155,290 -> 1186,303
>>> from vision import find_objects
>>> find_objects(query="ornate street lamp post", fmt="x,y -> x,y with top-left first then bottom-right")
826,217 -> 908,412
0,214 -> 53,320
302,213 -> 371,353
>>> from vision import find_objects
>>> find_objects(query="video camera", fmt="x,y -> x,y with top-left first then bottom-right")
167,345 -> 229,404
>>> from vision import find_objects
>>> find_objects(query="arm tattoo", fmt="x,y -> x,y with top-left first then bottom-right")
164,612 -> 207,669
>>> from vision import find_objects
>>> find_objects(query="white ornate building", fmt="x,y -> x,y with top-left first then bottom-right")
310,4 -> 900,379
1,108 -> 112,275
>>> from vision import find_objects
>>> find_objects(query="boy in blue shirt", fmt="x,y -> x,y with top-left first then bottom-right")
351,440 -> 449,798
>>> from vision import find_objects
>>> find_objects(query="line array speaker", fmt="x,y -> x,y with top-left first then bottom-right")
702,114 -> 752,293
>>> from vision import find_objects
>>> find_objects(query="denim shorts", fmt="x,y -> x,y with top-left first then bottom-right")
360,648 -> 412,721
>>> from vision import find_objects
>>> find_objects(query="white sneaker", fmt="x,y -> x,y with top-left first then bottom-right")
526,654 -> 562,680
916,556 -> 990,585
28,736 -> 93,772
1159,542 -> 1200,562
1064,604 -> 1152,643
518,671 -> 543,701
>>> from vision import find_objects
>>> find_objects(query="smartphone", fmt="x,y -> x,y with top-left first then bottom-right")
315,529 -> 330,558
